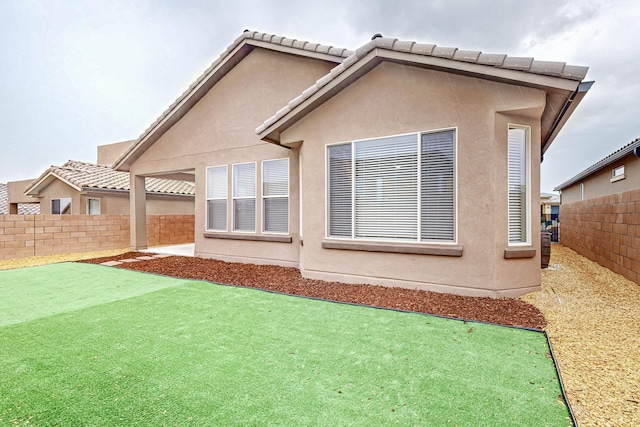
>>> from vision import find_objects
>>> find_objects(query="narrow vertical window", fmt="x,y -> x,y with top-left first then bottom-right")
263,158 -> 289,233
507,127 -> 529,244
328,144 -> 353,237
87,198 -> 100,215
206,165 -> 227,231
233,162 -> 256,232
579,183 -> 585,201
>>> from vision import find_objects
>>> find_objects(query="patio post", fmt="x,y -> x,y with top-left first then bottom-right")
130,174 -> 147,250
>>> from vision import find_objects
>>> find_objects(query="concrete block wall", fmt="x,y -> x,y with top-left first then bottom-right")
0,214 -> 195,260
147,215 -> 195,247
560,189 -> 640,284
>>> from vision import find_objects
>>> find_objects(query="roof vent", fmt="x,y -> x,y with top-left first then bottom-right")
371,33 -> 383,40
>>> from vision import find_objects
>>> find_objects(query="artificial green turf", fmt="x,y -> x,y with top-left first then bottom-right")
0,263 -> 571,426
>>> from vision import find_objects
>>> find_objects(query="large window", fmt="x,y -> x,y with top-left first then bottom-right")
51,198 -> 72,215
206,165 -> 228,231
262,158 -> 289,233
507,126 -> 529,244
233,162 -> 256,232
327,129 -> 456,243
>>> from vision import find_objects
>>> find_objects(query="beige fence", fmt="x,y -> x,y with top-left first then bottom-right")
0,214 -> 195,260
560,189 -> 640,285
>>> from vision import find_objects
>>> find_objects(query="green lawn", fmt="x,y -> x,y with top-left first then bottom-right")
0,263 -> 571,426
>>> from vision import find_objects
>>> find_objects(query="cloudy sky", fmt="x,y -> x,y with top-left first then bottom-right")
1,0 -> 639,192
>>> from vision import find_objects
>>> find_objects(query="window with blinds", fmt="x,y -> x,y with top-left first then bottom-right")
327,130 -> 456,243
206,165 -> 228,231
233,162 -> 256,232
507,127 -> 528,244
263,158 -> 289,233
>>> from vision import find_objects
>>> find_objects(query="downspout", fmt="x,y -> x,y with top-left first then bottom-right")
541,81 -> 594,162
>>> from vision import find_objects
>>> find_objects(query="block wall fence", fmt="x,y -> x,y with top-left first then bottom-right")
0,214 -> 194,260
560,188 -> 640,285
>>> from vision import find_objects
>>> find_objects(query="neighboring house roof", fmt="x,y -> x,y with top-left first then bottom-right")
24,161 -> 195,196
554,137 -> 640,191
540,192 -> 560,204
114,30 -> 353,171
256,35 -> 592,154
0,183 -> 40,214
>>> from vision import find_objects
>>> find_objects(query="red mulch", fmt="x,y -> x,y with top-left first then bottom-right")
81,253 -> 546,330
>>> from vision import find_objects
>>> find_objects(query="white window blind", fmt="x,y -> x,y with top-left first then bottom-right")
328,144 -> 353,237
355,134 -> 418,240
421,131 -> 455,241
263,158 -> 289,233
327,130 -> 456,243
507,127 -> 528,243
233,162 -> 256,232
206,165 -> 228,231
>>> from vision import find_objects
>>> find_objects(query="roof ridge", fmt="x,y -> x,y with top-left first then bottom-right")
115,30 -> 352,170
555,137 -> 640,190
256,35 -> 590,136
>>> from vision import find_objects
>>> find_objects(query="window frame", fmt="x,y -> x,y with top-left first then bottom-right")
206,165 -> 229,232
51,198 -> 72,215
611,165 -> 625,182
506,124 -> 531,247
86,197 -> 100,215
262,158 -> 290,234
325,128 -> 458,245
579,183 -> 585,201
232,161 -> 257,233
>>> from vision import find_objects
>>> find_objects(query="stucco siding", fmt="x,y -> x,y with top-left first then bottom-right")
281,62 -> 545,297
129,48 -> 336,267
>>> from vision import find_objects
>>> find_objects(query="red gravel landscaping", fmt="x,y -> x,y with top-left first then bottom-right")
82,253 -> 546,330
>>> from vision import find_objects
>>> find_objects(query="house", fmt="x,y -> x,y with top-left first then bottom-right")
114,30 -> 591,297
24,146 -> 195,215
0,182 -> 40,214
554,137 -> 640,284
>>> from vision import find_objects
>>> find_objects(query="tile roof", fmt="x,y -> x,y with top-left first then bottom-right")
554,137 -> 640,191
114,30 -> 352,170
25,161 -> 195,196
256,36 -> 589,136
0,183 -> 40,214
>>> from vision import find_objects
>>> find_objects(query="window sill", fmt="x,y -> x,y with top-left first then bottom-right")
203,232 -> 292,243
322,240 -> 463,257
503,247 -> 536,259
610,174 -> 625,183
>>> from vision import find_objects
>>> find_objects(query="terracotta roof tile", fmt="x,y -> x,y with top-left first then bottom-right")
28,161 -> 195,196
115,30 -> 353,170
256,36 -> 590,136
0,183 -> 40,214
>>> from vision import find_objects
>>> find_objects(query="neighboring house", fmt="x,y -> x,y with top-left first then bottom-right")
0,182 -> 40,214
554,137 -> 640,284
24,160 -> 195,215
114,30 -> 591,297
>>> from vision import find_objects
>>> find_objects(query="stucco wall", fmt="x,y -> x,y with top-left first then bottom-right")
281,62 -> 544,297
561,153 -> 640,204
0,214 -> 194,260
560,189 -> 640,284
130,47 -> 336,267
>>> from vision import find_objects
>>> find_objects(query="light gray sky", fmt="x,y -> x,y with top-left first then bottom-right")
1,0 -> 639,192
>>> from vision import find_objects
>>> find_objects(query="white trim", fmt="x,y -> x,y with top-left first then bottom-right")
325,128 -> 458,245
610,165 -> 625,182
261,158 -> 290,234
232,161 -> 257,233
579,183 -> 585,201
205,165 -> 228,232
507,124 -> 532,246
